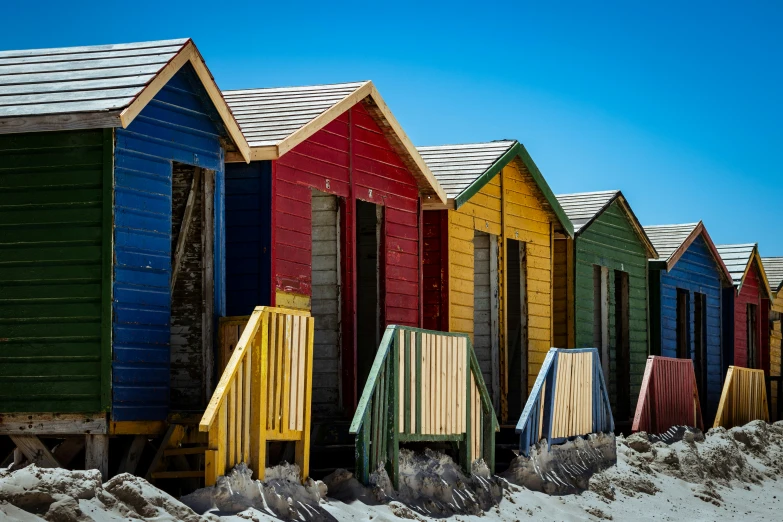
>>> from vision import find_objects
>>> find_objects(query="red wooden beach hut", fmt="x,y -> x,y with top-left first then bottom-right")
716,244 -> 772,374
222,82 -> 446,421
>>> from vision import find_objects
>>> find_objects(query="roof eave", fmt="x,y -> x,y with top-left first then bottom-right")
454,141 -> 574,237
118,39 -> 251,163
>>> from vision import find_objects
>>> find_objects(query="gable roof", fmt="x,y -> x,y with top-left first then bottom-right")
761,257 -> 783,294
644,221 -> 732,283
0,38 -> 250,161
223,81 -> 446,203
555,190 -> 656,256
418,140 -> 573,237
716,243 -> 771,296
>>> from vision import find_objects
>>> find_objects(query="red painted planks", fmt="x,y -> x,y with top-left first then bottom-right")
632,356 -> 704,434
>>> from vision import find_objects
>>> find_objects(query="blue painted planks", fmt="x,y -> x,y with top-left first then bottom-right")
654,235 -> 724,420
224,161 -> 273,316
111,63 -> 226,421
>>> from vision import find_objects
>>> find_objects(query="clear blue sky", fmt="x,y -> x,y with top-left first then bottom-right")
4,1 -> 781,254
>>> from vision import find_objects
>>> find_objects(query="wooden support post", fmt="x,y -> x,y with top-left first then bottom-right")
389,333 -> 400,490
10,435 -> 59,468
85,434 -> 109,480
118,435 -> 147,475
294,316 -> 314,482
53,437 -> 86,468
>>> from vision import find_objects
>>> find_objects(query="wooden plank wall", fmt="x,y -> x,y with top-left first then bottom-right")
311,190 -> 341,417
657,235 -> 723,419
440,159 -> 557,421
0,129 -> 111,413
422,210 -> 448,331
272,103 -> 421,409
572,200 -> 648,417
112,64 -> 226,421
552,237 -> 570,348
733,260 -> 766,369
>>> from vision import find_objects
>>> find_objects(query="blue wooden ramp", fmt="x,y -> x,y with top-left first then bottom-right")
515,348 -> 614,456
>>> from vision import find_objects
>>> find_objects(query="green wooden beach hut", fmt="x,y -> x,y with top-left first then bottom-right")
552,191 -> 657,426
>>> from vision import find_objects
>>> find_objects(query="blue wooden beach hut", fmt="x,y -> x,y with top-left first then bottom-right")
643,222 -> 733,421
0,38 -> 250,475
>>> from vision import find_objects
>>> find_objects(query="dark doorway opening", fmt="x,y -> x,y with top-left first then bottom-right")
676,289 -> 690,359
694,292 -> 707,408
356,200 -> 382,395
170,163 -> 214,411
506,239 -> 527,421
614,270 -> 630,419
747,303 -> 758,369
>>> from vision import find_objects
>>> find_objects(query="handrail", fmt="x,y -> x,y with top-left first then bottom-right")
199,306 -> 314,486
713,366 -> 768,429
516,348 -> 613,457
349,325 -> 499,488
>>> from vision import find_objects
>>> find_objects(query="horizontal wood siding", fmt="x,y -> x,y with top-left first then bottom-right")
0,129 -> 110,413
112,64 -> 225,421
422,210 -> 447,331
502,160 -> 553,393
573,199 -> 648,414
658,235 -> 723,417
225,161 -> 272,316
553,237 -> 569,348
733,260 -> 765,370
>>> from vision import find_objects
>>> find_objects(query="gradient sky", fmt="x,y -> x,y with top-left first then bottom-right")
3,1 -> 781,254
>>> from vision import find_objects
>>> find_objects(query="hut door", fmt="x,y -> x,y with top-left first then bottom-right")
170,164 -> 215,411
356,200 -> 383,395
614,270 -> 631,419
473,231 -> 500,409
506,239 -> 527,421
593,266 -> 610,381
676,289 -> 690,359
311,189 -> 341,418
747,303 -> 759,369
694,292 -> 708,408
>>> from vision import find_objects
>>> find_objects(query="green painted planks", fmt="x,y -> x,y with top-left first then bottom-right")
572,201 -> 649,417
0,129 -> 110,413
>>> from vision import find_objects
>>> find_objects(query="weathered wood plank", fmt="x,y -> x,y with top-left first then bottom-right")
10,435 -> 59,468
0,414 -> 107,435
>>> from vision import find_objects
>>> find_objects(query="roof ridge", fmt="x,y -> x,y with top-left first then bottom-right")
555,189 -> 619,198
0,38 -> 189,57
417,140 -> 516,150
223,81 -> 369,94
643,222 -> 700,228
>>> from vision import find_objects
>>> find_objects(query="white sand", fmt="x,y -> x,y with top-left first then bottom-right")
3,420 -> 781,521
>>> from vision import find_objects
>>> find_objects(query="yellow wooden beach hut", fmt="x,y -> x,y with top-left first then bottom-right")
419,141 -> 573,422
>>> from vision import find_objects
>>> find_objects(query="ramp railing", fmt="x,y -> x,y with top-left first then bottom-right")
515,348 -> 613,456
349,326 -> 499,488
632,356 -> 704,434
713,366 -> 769,429
200,307 -> 314,486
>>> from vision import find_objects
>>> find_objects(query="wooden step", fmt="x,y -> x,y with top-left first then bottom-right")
151,470 -> 205,479
163,446 -> 209,457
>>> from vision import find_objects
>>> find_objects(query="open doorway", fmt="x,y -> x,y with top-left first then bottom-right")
474,231 -> 499,409
356,200 -> 382,394
170,163 -> 215,411
506,239 -> 527,421
614,270 -> 631,419
311,189 -> 341,418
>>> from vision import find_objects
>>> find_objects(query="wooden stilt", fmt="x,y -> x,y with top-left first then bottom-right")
10,435 -> 59,468
85,434 -> 109,480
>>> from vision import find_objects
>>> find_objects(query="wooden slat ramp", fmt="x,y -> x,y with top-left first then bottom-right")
713,366 -> 769,429
200,306 -> 314,486
515,348 -> 614,456
632,356 -> 704,434
349,326 -> 499,488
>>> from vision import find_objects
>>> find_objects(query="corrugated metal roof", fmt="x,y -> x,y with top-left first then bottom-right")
715,243 -> 756,287
643,223 -> 700,261
223,81 -> 368,147
762,257 -> 783,293
417,140 -> 516,199
555,190 -> 619,233
0,38 -> 189,121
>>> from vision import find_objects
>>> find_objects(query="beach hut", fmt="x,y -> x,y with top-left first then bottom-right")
0,39 -> 250,475
643,222 -> 733,421
716,244 -> 772,375
417,140 -> 573,423
221,82 -> 446,422
761,257 -> 783,420
552,191 -> 657,425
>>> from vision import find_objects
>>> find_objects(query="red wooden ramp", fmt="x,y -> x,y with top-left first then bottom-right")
632,356 -> 704,434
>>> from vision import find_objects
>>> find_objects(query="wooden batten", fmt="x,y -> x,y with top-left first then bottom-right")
0,414 -> 107,435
